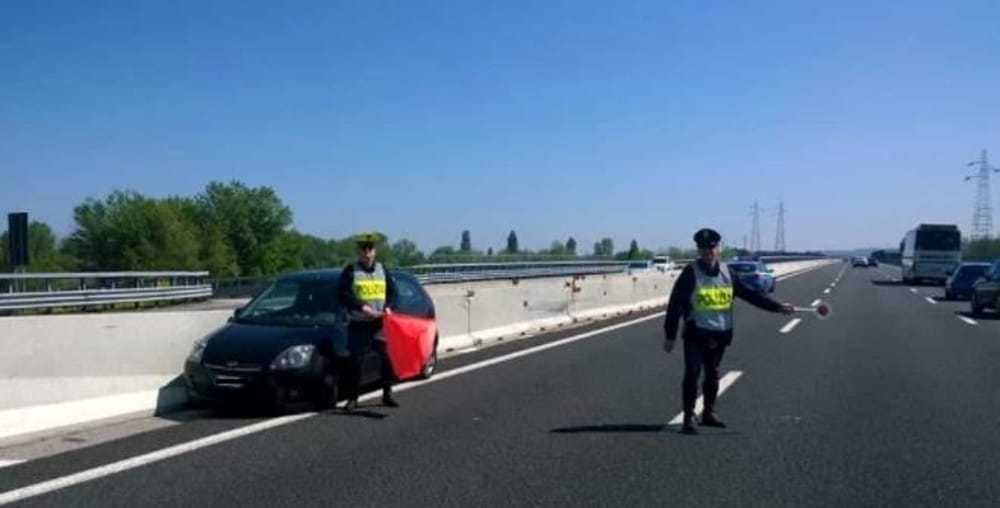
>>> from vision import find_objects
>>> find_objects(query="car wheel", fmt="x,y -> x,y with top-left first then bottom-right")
419,341 -> 439,380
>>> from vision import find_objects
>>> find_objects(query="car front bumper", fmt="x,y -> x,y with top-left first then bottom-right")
184,360 -> 326,405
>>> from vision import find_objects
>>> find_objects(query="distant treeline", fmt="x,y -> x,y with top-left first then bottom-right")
2,181 -> 676,277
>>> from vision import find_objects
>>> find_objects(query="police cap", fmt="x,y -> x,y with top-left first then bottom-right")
693,228 -> 722,249
354,232 -> 380,247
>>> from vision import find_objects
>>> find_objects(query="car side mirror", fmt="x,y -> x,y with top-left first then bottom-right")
231,306 -> 245,321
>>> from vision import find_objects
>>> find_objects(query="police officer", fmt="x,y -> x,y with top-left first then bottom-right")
663,228 -> 794,434
338,233 -> 399,412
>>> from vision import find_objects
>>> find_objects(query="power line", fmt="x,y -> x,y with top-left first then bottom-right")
749,201 -> 761,252
965,149 -> 999,240
774,200 -> 786,252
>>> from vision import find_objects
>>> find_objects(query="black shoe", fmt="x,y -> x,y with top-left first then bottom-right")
382,394 -> 399,408
700,411 -> 726,428
344,399 -> 358,413
680,416 -> 698,435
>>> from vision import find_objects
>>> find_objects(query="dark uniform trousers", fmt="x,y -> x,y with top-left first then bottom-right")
682,333 -> 728,416
342,320 -> 395,401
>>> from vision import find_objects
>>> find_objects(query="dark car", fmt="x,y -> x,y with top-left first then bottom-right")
184,269 -> 438,412
945,262 -> 991,300
852,256 -> 869,268
971,262 -> 1000,316
868,257 -> 879,267
728,261 -> 775,293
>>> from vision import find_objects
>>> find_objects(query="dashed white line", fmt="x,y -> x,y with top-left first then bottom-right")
924,297 -> 937,305
810,299 -> 821,307
823,288 -> 831,294
957,316 -> 978,325
669,371 -> 743,425
779,318 -> 803,334
909,288 -> 919,294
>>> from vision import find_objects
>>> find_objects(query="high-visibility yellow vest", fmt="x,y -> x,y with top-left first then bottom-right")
689,261 -> 734,331
349,261 -> 386,321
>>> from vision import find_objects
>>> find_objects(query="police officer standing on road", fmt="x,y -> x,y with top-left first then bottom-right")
338,233 -> 399,412
663,228 -> 794,434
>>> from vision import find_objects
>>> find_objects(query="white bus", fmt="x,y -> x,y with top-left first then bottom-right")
900,224 -> 962,284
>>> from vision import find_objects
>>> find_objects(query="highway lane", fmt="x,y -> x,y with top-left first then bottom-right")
4,261 -> 1000,506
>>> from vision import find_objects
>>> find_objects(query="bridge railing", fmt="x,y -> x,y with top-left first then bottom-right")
0,272 -> 213,312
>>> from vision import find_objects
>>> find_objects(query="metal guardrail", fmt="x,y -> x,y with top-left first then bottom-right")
0,272 -> 212,312
409,260 -> 633,284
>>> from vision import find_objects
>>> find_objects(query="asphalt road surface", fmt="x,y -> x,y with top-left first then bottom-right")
3,261 -> 999,507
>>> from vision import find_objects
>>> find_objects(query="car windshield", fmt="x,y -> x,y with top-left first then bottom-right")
235,279 -> 341,327
957,266 -> 988,280
729,263 -> 757,273
916,230 -> 960,251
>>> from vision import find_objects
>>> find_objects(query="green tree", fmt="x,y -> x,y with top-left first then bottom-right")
593,237 -> 614,257
628,239 -> 640,259
195,181 -> 293,276
548,240 -> 566,255
506,230 -> 519,254
566,237 -> 577,256
460,230 -> 472,252
391,239 -> 426,266
1,221 -> 74,272
64,191 -> 202,270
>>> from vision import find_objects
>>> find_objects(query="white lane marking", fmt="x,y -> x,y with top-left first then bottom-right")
924,297 -> 937,305
957,315 -> 978,326
0,312 -> 665,506
909,288 -> 919,294
669,371 -> 743,425
0,460 -> 25,469
810,299 -> 821,307
823,288 -> 831,294
779,318 -> 803,334
830,283 -> 836,288
774,261 -> 838,281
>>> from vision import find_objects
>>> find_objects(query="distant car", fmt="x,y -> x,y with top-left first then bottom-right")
728,261 -> 775,293
184,269 -> 438,412
868,257 -> 879,267
945,262 -> 991,300
852,257 -> 869,267
971,261 -> 1000,316
652,256 -> 674,272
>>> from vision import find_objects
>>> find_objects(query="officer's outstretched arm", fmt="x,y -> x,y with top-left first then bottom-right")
733,277 -> 793,314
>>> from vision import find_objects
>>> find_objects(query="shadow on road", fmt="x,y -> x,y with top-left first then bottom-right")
956,310 -> 1000,321
550,424 -> 665,434
327,409 -> 388,419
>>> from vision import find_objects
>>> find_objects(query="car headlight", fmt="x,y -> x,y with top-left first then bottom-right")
187,337 -> 209,364
270,345 -> 315,371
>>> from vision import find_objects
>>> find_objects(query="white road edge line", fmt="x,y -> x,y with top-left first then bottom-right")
668,371 -> 743,425
924,297 -> 937,305
0,312 -> 667,506
779,318 -> 802,334
958,316 -> 978,326
810,299 -> 821,307
0,460 -> 26,470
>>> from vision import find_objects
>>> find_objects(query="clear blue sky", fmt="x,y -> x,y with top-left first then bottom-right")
2,1 -> 999,253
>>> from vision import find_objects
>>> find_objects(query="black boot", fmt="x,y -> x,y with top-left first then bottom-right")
382,388 -> 399,408
680,414 -> 698,435
700,410 -> 726,428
